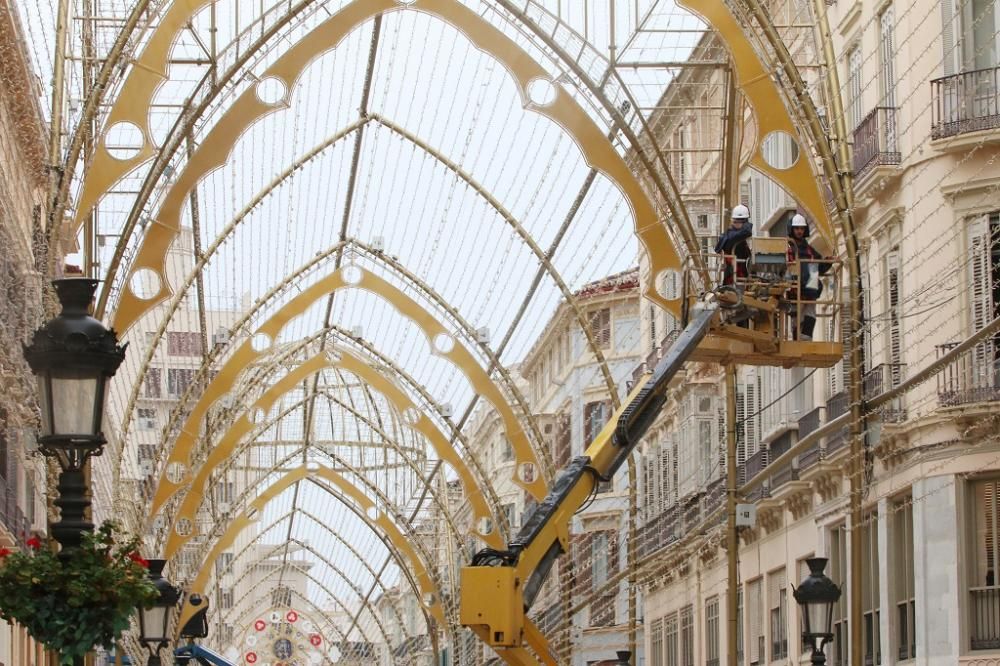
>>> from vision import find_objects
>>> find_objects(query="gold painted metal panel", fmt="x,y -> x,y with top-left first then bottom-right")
676,0 -> 835,244
175,464 -> 446,633
106,0 -> 682,337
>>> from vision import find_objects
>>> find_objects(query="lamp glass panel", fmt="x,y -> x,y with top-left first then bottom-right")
806,601 -> 830,636
141,606 -> 170,643
50,373 -> 99,436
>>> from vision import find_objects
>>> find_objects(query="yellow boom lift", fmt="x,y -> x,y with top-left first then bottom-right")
460,246 -> 844,665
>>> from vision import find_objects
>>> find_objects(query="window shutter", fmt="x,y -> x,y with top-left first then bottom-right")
660,433 -> 673,511
941,0 -> 956,76
887,247 -> 904,378
968,216 -> 995,387
749,579 -> 763,663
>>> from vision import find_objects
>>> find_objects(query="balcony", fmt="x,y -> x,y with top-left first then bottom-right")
931,66 -> 1000,140
825,390 -> 849,453
864,363 -> 907,423
936,341 -> 1000,407
970,587 -> 1000,650
852,107 -> 901,181
797,407 -> 823,470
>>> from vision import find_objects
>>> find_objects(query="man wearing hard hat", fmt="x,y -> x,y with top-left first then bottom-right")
786,213 -> 832,340
714,204 -> 753,286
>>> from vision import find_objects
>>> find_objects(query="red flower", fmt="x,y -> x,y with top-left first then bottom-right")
0,548 -> 12,558
128,551 -> 149,568
25,537 -> 42,550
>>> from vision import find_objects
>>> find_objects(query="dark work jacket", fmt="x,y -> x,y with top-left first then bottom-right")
786,235 -> 831,300
714,222 -> 753,285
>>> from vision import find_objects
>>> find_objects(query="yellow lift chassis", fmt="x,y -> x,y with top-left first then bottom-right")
460,296 -> 724,665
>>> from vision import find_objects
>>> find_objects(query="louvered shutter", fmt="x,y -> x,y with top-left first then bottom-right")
886,247 -> 904,384
968,216 -> 994,388
749,579 -> 763,664
660,433 -> 673,511
941,0 -> 956,76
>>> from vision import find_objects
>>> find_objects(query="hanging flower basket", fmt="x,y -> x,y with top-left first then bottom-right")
0,522 -> 158,665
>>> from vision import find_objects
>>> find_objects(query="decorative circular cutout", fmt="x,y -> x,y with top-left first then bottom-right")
105,121 -> 145,160
518,462 -> 536,484
175,517 -> 193,536
526,78 -> 558,106
366,506 -> 379,521
129,268 -> 161,300
476,516 -> 494,536
256,77 -> 287,105
341,265 -> 363,285
251,332 -> 272,352
165,462 -> 187,484
402,407 -> 421,425
760,131 -> 800,170
433,333 -> 455,354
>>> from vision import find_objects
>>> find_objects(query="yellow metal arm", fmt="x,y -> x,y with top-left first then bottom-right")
459,300 -> 722,664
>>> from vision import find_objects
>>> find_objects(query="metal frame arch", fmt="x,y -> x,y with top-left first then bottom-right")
205,525 -> 414,650
148,265 -> 547,518
140,323 -> 509,550
176,465 -> 450,634
172,372 -> 472,560
214,543 -> 387,650
159,349 -> 497,557
95,0 -> 683,331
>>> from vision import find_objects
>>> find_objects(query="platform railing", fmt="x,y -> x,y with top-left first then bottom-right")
931,65 -> 1000,139
936,341 -> 1000,406
853,106 -> 901,179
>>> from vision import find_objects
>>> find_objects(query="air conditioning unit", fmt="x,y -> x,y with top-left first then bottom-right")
213,327 -> 231,347
371,236 -> 385,253
476,327 -> 490,344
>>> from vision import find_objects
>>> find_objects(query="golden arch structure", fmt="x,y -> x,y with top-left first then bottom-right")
54,0 -> 858,663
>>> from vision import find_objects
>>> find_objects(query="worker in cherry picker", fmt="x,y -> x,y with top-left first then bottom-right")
714,204 -> 753,286
787,213 -> 832,340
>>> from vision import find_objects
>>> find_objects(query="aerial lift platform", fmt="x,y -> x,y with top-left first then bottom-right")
459,245 -> 844,665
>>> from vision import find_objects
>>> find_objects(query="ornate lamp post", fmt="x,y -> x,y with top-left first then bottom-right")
138,560 -> 181,666
23,278 -> 127,554
793,557 -> 842,665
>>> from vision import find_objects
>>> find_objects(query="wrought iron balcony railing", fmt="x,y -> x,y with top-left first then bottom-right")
936,341 -> 1000,406
853,107 -> 901,179
931,65 -> 1000,139
970,586 -> 1000,650
863,362 -> 907,422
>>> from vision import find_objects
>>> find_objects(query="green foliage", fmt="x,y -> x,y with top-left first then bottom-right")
0,522 -> 158,665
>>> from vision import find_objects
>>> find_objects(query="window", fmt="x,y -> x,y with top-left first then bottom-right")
665,613 -> 679,666
651,617 -> 665,666
585,401 -> 613,492
884,247 -> 904,382
272,585 -> 293,607
966,213 -> 1000,396
503,502 -> 517,530
215,481 -> 235,503
592,532 -> 609,591
554,413 -> 571,467
499,436 -> 514,463
736,587 -> 744,664
863,512 -> 882,665
878,5 -> 898,153
144,367 -> 162,398
137,407 -> 156,429
216,552 -> 234,574
830,525 -> 849,666
768,568 -> 788,661
893,498 -> 916,660
588,308 -> 611,349
970,479 -> 1000,650
848,45 -> 864,129
220,588 -> 233,609
748,578 -> 764,664
167,331 -> 202,356
138,444 -> 156,464
705,596 -> 720,666
167,368 -> 196,397
680,605 -> 695,666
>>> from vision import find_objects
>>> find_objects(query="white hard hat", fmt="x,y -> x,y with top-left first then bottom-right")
731,204 -> 750,220
790,213 -> 808,228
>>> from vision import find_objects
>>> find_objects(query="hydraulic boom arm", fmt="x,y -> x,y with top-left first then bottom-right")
459,298 -> 722,664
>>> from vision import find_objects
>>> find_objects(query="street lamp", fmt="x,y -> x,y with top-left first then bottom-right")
23,278 -> 127,553
138,560 -> 181,666
793,557 -> 842,665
